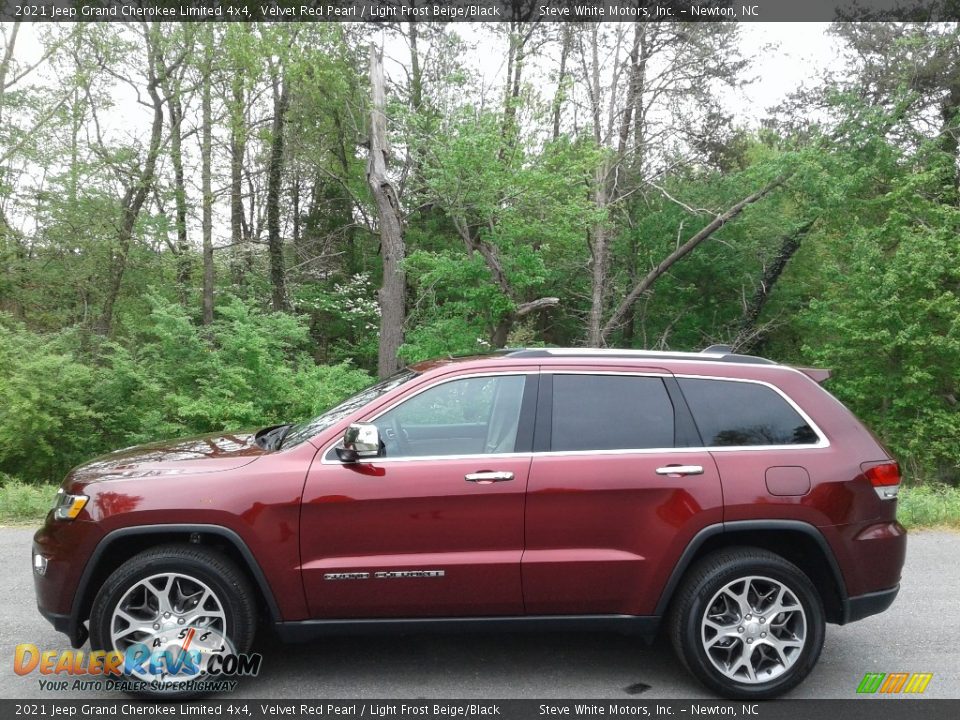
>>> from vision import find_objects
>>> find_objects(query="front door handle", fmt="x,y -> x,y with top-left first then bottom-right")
655,465 -> 704,477
465,471 -> 514,484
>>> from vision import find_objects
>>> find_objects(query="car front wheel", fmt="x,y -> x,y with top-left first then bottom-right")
669,548 -> 825,699
89,544 -> 257,698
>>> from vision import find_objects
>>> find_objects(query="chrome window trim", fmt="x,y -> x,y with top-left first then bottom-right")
320,371 -> 535,465
322,451 -> 535,465
319,369 -> 829,466
529,445 -> 825,458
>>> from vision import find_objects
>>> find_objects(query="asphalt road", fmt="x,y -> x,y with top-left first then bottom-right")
1,526 -> 957,700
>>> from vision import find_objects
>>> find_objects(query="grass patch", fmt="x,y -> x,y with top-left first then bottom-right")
897,483 -> 960,530
0,477 -> 57,524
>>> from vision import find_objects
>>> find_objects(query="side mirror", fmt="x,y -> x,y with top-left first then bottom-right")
336,422 -> 382,463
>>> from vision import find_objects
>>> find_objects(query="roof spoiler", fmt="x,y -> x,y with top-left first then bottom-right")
795,367 -> 832,384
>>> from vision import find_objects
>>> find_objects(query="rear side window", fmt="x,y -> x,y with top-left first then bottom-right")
678,378 -> 819,447
551,375 -> 674,451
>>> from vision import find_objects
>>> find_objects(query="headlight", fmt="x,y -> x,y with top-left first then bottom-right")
51,488 -> 88,520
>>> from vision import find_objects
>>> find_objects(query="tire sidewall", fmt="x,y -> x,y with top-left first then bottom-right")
90,549 -> 254,698
680,557 -> 825,699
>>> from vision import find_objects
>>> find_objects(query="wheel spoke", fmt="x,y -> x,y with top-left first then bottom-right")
735,648 -> 758,683
112,608 -> 156,641
722,583 -> 752,618
175,580 -> 205,613
765,586 -> 798,618
705,627 -> 740,648
763,637 -> 788,665
114,608 -> 140,627
704,618 -> 735,633
143,575 -> 174,615
182,607 -> 225,629
114,623 -> 152,640
772,635 -> 804,651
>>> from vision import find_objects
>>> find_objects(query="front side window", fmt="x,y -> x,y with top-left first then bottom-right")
374,374 -> 527,458
678,378 -> 819,447
551,374 -> 675,452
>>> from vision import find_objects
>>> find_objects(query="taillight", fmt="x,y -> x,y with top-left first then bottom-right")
862,461 -> 901,500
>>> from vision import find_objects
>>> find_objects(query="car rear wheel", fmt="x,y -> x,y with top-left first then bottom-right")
89,544 -> 257,698
668,548 -> 825,699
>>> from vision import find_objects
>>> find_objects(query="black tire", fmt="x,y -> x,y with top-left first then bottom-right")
668,547 -> 825,699
89,543 -> 257,698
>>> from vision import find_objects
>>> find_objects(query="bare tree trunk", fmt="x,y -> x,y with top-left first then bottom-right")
551,25 -> 571,141
503,27 -> 515,131
632,26 -> 651,175
229,72 -> 248,286
585,23 -> 652,348
167,96 -> 190,302
621,234 -> 639,346
0,22 -> 21,128
0,22 -> 20,247
585,26 -> 609,348
501,22 -> 535,153
733,219 -> 815,351
408,21 -> 423,112
600,174 -> 789,344
266,68 -> 290,312
291,169 -> 302,254
617,26 -> 650,346
95,23 -> 166,336
200,32 -> 214,326
451,216 -> 559,348
368,44 -> 406,379
154,26 -> 192,304
939,79 -> 960,193
491,297 -> 559,348
616,27 -> 640,157
587,160 -> 610,347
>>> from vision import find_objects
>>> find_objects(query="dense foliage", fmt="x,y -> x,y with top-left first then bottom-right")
0,298 -> 371,481
1,22 -> 959,484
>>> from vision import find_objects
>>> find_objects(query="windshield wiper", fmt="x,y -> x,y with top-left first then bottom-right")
255,424 -> 292,451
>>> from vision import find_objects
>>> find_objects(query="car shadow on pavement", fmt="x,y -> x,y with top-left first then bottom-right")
237,627 -> 706,699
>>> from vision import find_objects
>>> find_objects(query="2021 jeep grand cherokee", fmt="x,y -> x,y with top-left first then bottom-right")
33,346 -> 906,698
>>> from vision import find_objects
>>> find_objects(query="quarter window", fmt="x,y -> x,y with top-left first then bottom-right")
551,375 -> 675,451
678,378 -> 819,447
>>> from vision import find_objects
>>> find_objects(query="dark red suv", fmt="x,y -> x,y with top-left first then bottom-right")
33,347 -> 906,698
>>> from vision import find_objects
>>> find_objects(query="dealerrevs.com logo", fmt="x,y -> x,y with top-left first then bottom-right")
856,672 -> 934,694
15,626 -> 262,694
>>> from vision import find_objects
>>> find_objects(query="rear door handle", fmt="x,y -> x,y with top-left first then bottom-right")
655,465 -> 704,477
465,471 -> 514,484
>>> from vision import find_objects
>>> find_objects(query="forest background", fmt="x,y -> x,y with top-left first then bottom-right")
1,20 -> 959,524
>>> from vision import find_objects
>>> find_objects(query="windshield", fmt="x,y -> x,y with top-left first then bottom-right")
280,370 -> 418,448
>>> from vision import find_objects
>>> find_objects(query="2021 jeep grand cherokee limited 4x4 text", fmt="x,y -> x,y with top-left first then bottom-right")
33,347 -> 906,698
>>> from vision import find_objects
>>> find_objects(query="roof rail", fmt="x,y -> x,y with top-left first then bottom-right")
503,347 -> 776,365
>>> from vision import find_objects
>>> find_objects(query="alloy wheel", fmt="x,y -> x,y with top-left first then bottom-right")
700,575 -> 807,684
109,572 -> 228,683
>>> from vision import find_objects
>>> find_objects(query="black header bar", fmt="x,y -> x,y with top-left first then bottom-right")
3,0 -> 960,23
2,700 -> 960,719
